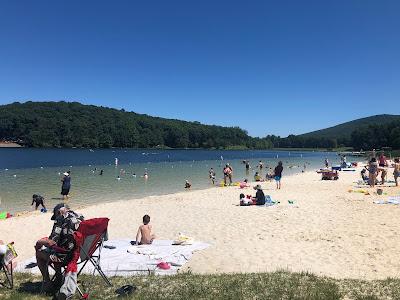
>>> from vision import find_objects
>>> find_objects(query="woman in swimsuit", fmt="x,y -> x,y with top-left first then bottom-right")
367,158 -> 378,188
394,158 -> 400,187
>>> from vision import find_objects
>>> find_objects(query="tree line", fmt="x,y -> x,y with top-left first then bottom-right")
350,121 -> 400,150
0,102 -> 399,150
0,102 -> 254,149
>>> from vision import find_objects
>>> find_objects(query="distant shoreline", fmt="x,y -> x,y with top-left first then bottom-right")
0,144 -> 341,152
0,141 -> 22,148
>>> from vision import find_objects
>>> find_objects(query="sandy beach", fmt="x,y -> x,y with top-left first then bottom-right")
2,165 -> 400,280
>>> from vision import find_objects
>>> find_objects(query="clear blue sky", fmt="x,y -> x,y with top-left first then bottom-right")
0,1 -> 399,137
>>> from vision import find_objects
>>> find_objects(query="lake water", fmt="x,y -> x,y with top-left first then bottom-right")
0,149 -> 343,214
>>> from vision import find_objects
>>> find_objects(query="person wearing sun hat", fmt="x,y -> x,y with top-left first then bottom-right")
252,184 -> 266,205
61,171 -> 71,201
34,203 -> 83,292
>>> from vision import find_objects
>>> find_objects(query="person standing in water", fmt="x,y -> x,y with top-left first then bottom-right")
324,158 -> 329,168
209,168 -> 216,185
223,163 -> 233,186
245,160 -> 250,175
61,171 -> 71,201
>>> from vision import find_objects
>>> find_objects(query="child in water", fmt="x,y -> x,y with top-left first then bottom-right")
254,172 -> 262,182
185,180 -> 192,189
31,194 -> 46,211
134,215 -> 155,245
209,168 -> 216,185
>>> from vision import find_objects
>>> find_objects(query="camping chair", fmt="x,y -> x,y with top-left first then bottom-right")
0,243 -> 17,289
49,218 -> 112,298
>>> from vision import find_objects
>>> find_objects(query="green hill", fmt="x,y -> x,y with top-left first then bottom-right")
299,114 -> 400,140
0,101 -> 272,149
1,101 -> 399,150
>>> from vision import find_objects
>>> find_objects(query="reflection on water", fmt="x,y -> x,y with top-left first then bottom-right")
0,149 -> 342,213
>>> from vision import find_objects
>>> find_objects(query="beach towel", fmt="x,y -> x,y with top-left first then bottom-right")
388,196 -> 400,204
263,195 -> 279,207
16,239 -> 210,276
373,197 -> 400,205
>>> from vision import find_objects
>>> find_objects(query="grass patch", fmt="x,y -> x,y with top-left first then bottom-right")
1,271 -> 399,299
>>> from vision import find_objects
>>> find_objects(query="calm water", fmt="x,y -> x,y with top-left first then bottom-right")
0,149 -> 342,213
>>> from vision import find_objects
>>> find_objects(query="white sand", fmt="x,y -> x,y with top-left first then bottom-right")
2,166 -> 400,280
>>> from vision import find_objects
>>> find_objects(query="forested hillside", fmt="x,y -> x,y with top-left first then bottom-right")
0,101 -> 399,150
299,114 -> 400,142
0,101 -> 271,149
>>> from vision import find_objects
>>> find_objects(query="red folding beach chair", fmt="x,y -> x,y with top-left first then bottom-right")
49,218 -> 112,298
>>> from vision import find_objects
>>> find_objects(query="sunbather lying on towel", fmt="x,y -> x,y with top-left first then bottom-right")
240,193 -> 254,206
134,215 -> 156,245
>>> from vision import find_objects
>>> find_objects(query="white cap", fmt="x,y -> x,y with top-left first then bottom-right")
0,244 -> 7,255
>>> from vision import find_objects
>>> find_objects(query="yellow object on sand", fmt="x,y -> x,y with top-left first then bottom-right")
173,233 -> 194,245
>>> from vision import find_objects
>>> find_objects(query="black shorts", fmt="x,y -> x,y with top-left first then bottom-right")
34,200 -> 44,208
61,188 -> 70,196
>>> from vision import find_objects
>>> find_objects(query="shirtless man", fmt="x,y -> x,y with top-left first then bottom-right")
135,215 -> 155,245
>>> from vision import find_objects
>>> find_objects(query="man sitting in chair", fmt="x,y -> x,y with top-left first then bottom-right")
35,203 -> 83,292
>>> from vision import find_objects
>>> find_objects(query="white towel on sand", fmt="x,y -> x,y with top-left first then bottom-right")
16,239 -> 210,276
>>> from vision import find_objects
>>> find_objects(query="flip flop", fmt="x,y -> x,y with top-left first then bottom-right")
115,284 -> 136,297
104,245 -> 116,249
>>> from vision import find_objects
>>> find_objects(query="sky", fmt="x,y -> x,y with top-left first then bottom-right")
0,1 -> 399,137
